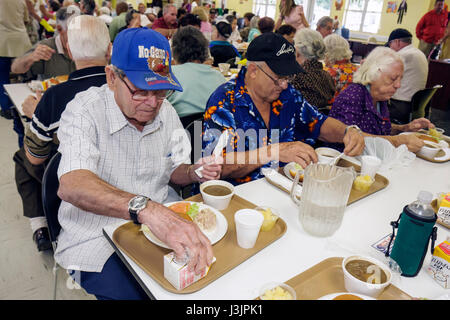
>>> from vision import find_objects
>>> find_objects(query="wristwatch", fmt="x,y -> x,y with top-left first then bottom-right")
345,124 -> 363,136
128,195 -> 150,225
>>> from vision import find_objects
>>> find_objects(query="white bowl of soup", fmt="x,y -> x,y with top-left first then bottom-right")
417,140 -> 441,159
200,180 -> 234,210
342,255 -> 392,298
315,147 -> 341,164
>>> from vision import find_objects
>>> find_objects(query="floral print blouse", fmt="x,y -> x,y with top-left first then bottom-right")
324,60 -> 359,104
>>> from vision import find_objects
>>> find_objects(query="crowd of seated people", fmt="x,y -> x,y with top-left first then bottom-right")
1,0 -> 439,300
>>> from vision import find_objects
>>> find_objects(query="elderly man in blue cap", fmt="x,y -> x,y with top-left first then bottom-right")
54,28 -> 222,300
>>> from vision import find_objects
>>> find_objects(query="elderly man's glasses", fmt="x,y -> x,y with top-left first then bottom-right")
255,64 -> 290,87
117,73 -> 174,101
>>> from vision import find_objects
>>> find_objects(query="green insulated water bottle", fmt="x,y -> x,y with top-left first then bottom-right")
387,191 -> 438,277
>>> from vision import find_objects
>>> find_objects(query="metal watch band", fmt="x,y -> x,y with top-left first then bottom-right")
345,125 -> 362,136
128,195 -> 149,225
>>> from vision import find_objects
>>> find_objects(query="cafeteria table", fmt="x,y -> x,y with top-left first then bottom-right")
103,155 -> 450,300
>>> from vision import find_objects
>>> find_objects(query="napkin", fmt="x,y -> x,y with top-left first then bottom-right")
362,137 -> 416,172
261,168 -> 302,198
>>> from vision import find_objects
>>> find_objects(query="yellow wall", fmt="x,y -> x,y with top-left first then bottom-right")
330,0 -> 449,47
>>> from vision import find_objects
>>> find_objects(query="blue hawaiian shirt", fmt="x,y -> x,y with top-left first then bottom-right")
202,67 -> 328,185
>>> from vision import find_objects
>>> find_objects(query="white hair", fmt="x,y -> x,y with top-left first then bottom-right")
99,6 -> 111,15
353,46 -> 404,85
56,6 -> 81,30
324,34 -> 352,64
294,28 -> 326,60
68,15 -> 111,61
249,16 -> 260,29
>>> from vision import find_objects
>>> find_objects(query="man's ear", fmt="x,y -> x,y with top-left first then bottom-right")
246,63 -> 258,79
66,42 -> 73,60
105,65 -> 115,90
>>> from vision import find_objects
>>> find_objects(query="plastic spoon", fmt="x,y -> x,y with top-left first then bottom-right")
332,152 -> 344,166
194,130 -> 229,178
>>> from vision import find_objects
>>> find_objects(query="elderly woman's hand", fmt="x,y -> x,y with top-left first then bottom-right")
343,127 -> 365,156
396,134 -> 424,153
405,118 -> 435,132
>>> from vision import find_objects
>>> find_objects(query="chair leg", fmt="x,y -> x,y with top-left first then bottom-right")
53,261 -> 58,300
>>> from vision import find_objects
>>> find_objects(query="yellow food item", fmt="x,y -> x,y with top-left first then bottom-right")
261,286 -> 293,300
259,208 -> 279,232
289,163 -> 304,181
352,175 -> 374,193
428,128 -> 443,140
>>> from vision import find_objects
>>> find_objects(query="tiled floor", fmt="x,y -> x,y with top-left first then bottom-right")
0,116 -> 95,300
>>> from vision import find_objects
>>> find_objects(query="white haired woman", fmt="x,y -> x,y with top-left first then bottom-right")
329,46 -> 434,152
247,16 -> 261,42
291,28 -> 335,109
323,34 -> 358,103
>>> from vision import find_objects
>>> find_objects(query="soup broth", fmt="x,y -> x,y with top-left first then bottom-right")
345,259 -> 388,284
203,185 -> 232,196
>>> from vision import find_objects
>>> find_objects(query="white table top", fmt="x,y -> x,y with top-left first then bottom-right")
3,83 -> 35,117
103,155 -> 450,300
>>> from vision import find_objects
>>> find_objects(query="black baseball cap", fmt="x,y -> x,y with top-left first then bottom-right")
386,28 -> 412,46
246,33 -> 304,76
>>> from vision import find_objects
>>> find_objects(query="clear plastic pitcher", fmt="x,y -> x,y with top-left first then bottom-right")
290,163 -> 356,237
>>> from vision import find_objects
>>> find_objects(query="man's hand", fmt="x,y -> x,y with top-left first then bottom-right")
190,155 -> 224,183
141,202 -> 214,274
396,134 -> 424,153
22,91 -> 41,118
278,141 -> 318,168
343,128 -> 365,156
31,44 -> 55,62
405,118 -> 434,132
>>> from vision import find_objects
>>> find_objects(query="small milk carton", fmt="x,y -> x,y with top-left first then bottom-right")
437,193 -> 450,226
163,252 -> 216,290
427,239 -> 450,289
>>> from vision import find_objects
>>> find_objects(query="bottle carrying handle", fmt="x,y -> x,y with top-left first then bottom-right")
385,214 -> 401,258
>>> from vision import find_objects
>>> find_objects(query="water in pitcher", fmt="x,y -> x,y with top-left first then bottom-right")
291,163 -> 356,237
299,199 -> 347,237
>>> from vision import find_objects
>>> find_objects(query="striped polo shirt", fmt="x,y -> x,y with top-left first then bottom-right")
24,66 -> 107,159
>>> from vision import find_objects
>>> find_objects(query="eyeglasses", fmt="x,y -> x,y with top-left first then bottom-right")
117,73 -> 174,101
255,64 -> 290,87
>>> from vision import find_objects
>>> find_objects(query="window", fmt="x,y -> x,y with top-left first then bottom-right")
343,0 -> 383,33
253,0 -> 277,19
309,0 -> 331,30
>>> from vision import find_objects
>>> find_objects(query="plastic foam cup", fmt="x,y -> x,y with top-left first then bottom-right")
360,155 -> 382,179
234,209 -> 264,249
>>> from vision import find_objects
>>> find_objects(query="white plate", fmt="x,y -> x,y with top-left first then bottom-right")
141,201 -> 228,249
317,292 -> 375,300
283,162 -> 304,182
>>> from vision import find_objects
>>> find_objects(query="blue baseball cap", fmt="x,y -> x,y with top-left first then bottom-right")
111,28 -> 183,92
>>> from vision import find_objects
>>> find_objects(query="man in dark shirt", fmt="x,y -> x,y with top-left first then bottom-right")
13,15 -> 111,252
151,4 -> 178,38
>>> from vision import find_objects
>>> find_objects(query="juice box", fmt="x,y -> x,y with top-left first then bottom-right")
163,252 -> 216,290
437,193 -> 450,226
427,240 -> 450,289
